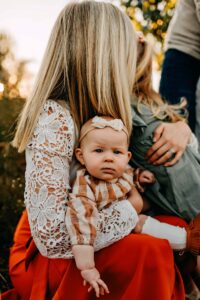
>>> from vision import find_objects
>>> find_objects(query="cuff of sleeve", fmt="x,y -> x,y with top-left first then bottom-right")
70,237 -> 95,246
188,133 -> 199,154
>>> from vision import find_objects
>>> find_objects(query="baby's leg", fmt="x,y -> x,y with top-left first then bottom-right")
135,213 -> 200,255
134,214 -> 187,250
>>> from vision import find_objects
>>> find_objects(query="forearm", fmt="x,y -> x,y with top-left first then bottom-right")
25,102 -> 76,258
177,121 -> 192,144
72,245 -> 95,270
25,150 -> 71,258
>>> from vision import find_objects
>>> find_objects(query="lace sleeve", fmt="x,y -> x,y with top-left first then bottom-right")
24,100 -> 75,257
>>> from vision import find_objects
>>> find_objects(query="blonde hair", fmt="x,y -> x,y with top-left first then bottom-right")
13,1 -> 138,152
133,38 -> 186,123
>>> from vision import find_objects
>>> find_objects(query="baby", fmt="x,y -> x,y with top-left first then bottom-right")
65,116 -> 200,297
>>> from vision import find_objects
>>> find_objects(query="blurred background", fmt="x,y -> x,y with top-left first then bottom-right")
0,0 -> 176,292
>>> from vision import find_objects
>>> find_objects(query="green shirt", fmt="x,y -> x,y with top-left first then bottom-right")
129,104 -> 200,221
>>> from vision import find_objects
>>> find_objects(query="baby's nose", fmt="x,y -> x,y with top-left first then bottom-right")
104,153 -> 114,162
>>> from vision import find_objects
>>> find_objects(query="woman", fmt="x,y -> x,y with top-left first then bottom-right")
2,2 -> 191,299
130,35 -> 200,222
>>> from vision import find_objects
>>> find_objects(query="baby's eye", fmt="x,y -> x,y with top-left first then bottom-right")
94,148 -> 103,153
113,150 -> 121,155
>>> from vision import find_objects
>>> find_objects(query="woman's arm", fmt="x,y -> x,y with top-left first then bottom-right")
146,121 -> 191,166
25,101 -> 139,258
25,100 -> 75,257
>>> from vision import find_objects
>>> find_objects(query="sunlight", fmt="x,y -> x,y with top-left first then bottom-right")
0,83 -> 4,93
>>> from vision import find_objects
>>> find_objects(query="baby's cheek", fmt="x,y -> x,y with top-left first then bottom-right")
118,163 -> 127,174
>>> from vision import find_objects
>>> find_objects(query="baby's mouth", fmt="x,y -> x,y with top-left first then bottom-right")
101,168 -> 115,173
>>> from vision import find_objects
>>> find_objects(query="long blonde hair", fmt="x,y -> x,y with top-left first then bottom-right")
133,38 -> 186,122
13,1 -> 138,152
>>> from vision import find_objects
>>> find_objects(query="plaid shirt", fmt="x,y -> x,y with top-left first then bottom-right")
66,166 -> 134,246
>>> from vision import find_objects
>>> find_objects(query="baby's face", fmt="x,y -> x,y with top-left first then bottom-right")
76,127 -> 131,181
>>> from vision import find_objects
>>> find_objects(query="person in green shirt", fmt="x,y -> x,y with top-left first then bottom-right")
130,35 -> 200,222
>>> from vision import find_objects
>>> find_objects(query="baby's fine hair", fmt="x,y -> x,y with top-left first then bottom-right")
13,1 -> 138,152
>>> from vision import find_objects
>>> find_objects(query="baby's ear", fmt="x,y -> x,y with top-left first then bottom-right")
75,148 -> 85,165
127,151 -> 132,161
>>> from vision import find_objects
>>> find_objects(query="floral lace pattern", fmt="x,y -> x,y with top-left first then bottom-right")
94,200 -> 138,253
25,100 -> 136,258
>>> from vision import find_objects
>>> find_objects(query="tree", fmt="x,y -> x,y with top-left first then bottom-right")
0,33 -> 29,292
121,0 -> 177,67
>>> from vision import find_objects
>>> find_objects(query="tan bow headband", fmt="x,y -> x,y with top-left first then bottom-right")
79,116 -> 129,143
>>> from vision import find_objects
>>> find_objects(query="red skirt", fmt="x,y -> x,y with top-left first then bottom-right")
2,210 -> 185,300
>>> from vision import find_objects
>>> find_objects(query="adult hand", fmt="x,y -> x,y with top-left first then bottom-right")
146,121 -> 191,166
81,267 -> 109,298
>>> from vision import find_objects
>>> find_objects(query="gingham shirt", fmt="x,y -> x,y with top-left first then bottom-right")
66,166 -> 134,246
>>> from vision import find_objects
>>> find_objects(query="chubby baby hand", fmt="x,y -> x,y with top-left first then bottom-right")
139,169 -> 155,184
81,267 -> 109,298
134,168 -> 155,193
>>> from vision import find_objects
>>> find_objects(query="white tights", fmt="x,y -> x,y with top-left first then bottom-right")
140,216 -> 187,250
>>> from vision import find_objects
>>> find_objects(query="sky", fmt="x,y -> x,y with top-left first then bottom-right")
0,0 -> 119,75
0,0 -> 70,74
0,0 -> 123,96
0,0 -> 159,90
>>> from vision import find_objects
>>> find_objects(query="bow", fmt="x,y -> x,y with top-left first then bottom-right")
92,116 -> 124,131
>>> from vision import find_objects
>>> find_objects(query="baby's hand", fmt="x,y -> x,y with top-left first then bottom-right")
139,170 -> 155,184
81,267 -> 109,298
134,168 -> 155,193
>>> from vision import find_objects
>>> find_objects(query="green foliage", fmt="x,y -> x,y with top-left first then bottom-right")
121,0 -> 176,67
121,0 -> 176,41
0,33 -> 26,292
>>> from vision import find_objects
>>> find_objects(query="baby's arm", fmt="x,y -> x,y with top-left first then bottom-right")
128,186 -> 144,214
66,172 -> 109,297
72,244 -> 95,270
128,168 -> 155,213
72,245 -> 109,297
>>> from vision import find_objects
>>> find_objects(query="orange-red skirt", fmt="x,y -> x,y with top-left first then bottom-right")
2,210 -> 185,300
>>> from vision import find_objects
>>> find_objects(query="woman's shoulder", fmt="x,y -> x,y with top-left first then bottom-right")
44,99 -> 71,117
27,99 -> 75,155
131,103 -> 156,127
39,99 -> 74,131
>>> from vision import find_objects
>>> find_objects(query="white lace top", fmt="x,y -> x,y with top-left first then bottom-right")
24,100 -> 137,258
